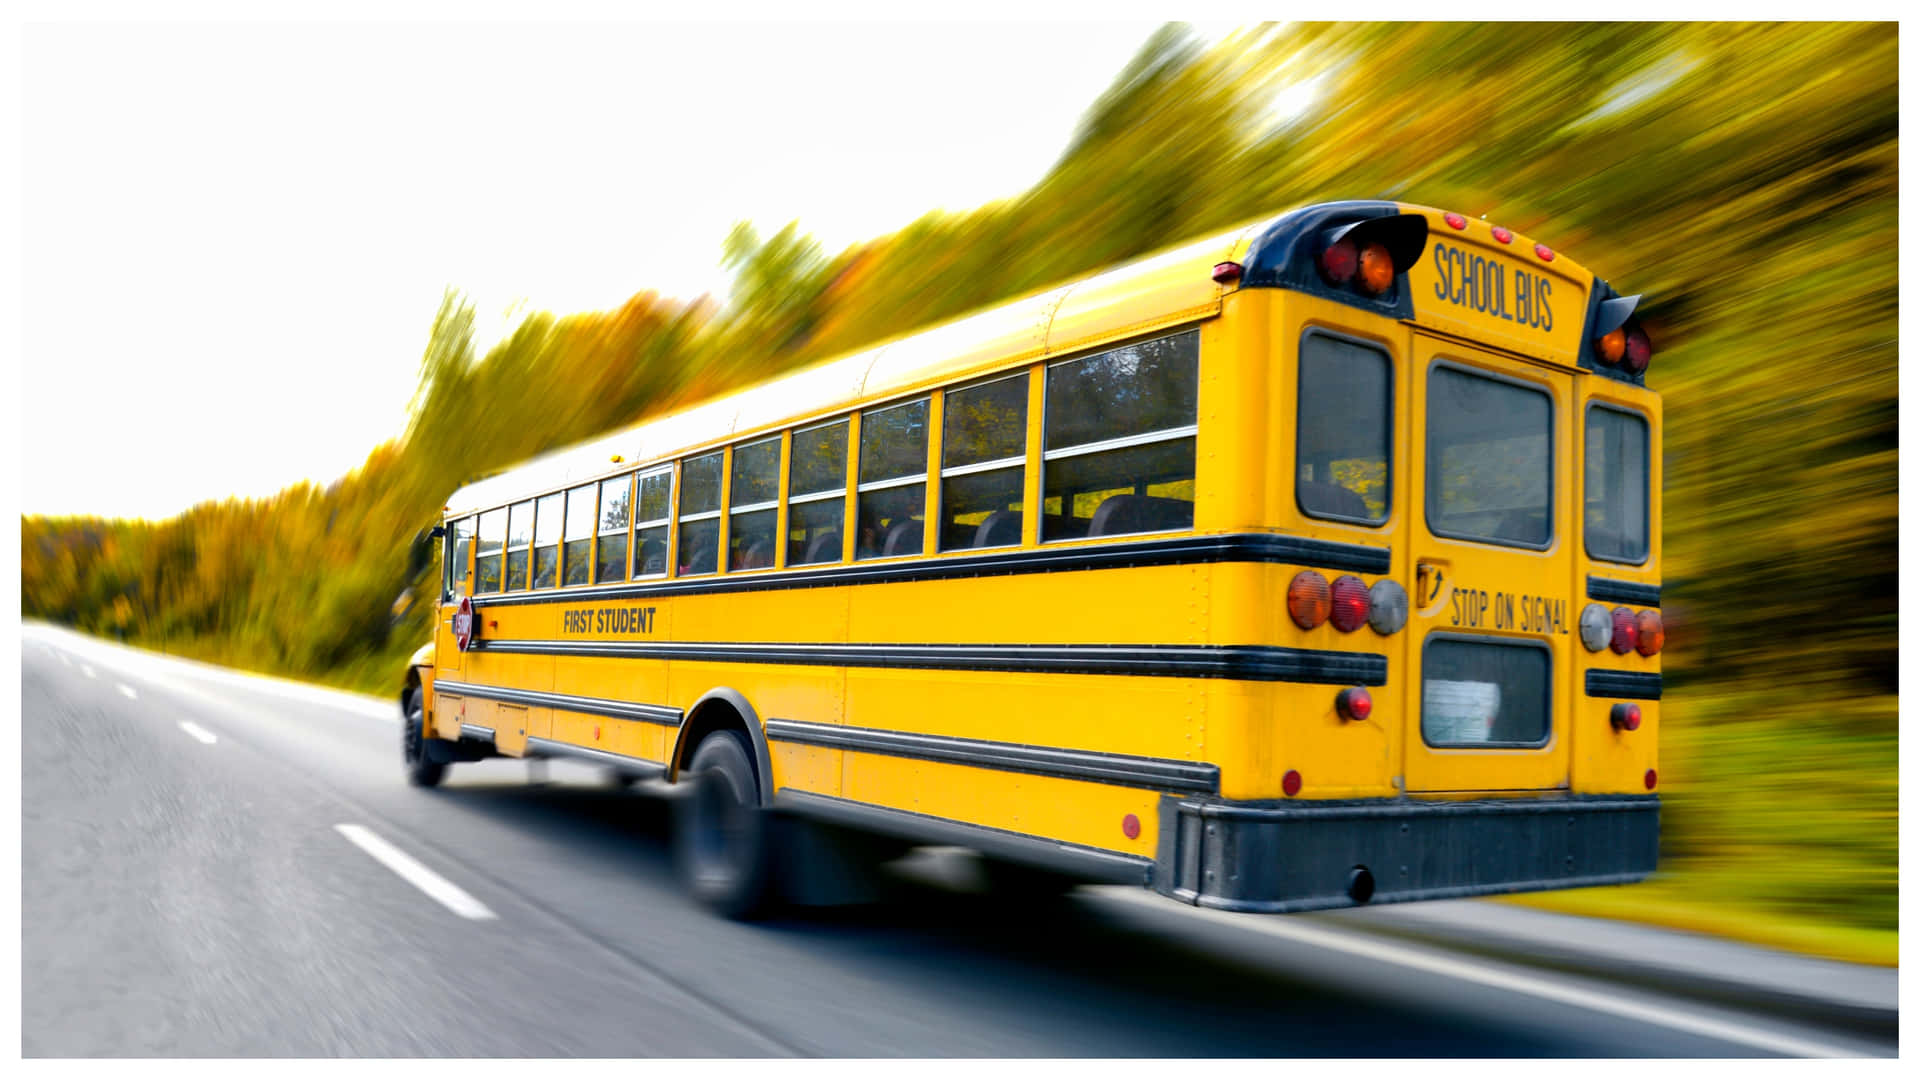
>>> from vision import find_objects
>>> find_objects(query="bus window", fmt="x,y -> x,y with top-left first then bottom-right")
532,492 -> 562,589
1042,329 -> 1198,540
635,467 -> 672,577
940,373 -> 1028,551
505,500 -> 534,591
1427,365 -> 1553,548
596,474 -> 633,583
475,508 -> 505,594
678,452 -> 723,575
788,420 -> 848,566
1586,405 -> 1649,564
857,398 -> 929,560
445,516 -> 474,599
563,483 -> 595,585
729,437 -> 782,571
1297,333 -> 1390,524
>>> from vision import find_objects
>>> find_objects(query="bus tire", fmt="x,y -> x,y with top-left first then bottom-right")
402,686 -> 449,788
675,730 -> 773,919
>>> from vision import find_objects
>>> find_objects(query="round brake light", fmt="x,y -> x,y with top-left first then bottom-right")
1288,571 -> 1331,630
1623,326 -> 1653,375
1329,575 -> 1371,632
1610,607 -> 1639,655
1319,239 -> 1358,286
1579,603 -> 1613,652
1356,243 -> 1395,295
1635,610 -> 1665,656
1336,686 -> 1373,722
1610,703 -> 1642,732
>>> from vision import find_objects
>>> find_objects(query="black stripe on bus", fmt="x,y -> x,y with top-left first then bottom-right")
467,531 -> 1391,609
525,736 -> 670,778
764,718 -> 1220,795
433,678 -> 684,726
773,790 -> 1153,886
1585,670 -> 1662,700
1587,576 -> 1661,607
466,639 -> 1389,686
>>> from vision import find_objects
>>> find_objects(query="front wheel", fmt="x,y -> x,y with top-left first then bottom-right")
674,731 -> 773,918
402,686 -> 448,788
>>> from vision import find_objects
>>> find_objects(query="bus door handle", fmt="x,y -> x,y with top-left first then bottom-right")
1416,560 -> 1450,612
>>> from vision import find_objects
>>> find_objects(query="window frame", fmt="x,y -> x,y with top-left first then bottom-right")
675,450 -> 725,577
1423,358 -> 1557,552
593,472 -> 637,584
504,499 -> 535,591
728,434 -> 784,572
1038,328 -> 1201,545
855,396 -> 932,561
1582,401 -> 1652,567
629,464 -> 674,581
786,416 -> 851,567
1295,327 -> 1394,529
937,370 -> 1030,552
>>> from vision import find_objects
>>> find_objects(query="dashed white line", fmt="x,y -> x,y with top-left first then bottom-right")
177,721 -> 219,745
118,684 -> 138,700
334,824 -> 498,921
80,664 -> 96,679
1099,890 -> 1864,1058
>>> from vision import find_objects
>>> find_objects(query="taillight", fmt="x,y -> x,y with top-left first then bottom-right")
1579,603 -> 1613,652
1596,327 -> 1626,365
1610,703 -> 1642,732
1336,686 -> 1373,722
1623,325 -> 1653,375
1610,607 -> 1639,654
1288,571 -> 1331,629
1319,239 -> 1358,286
1367,580 -> 1408,635
1283,769 -> 1303,797
1329,575 -> 1371,632
1635,610 -> 1665,656
1356,243 -> 1395,295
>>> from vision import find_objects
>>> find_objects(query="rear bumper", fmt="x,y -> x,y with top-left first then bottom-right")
1152,793 -> 1659,913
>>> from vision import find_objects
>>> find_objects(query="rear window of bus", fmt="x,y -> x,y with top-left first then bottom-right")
1585,405 -> 1650,564
1297,332 -> 1390,524
1427,365 -> 1553,548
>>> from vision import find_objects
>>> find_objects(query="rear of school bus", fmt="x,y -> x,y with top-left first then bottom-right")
1155,201 -> 1661,912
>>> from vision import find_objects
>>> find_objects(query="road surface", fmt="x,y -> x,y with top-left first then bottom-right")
19,624 -> 1896,1057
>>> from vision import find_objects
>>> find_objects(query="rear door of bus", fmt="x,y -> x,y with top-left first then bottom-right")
1404,334 -> 1573,793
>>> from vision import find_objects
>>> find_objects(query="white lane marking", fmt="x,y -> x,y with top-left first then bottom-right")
1099,891 -> 1865,1059
118,684 -> 138,700
80,664 -> 96,679
177,721 -> 219,745
334,824 -> 498,921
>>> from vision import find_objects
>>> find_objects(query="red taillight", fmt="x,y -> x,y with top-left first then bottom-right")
1624,326 -> 1653,375
1491,225 -> 1514,244
1356,242 -> 1395,295
1635,610 -> 1665,656
1336,686 -> 1373,722
1610,607 -> 1639,654
1611,703 -> 1642,732
1645,768 -> 1658,790
1534,243 -> 1555,262
1289,571 -> 1331,630
1283,769 -> 1303,797
1212,261 -> 1243,283
1122,813 -> 1141,840
1319,239 -> 1358,286
1329,575 -> 1371,632
1444,212 -> 1468,230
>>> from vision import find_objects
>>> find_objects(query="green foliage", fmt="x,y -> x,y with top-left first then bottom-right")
21,22 -> 1894,945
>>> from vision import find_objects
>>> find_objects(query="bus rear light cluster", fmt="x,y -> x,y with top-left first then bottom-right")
1593,294 -> 1654,377
1320,239 -> 1398,296
1582,602 -> 1663,656
1611,703 -> 1642,732
1336,686 -> 1373,723
1291,571 -> 1403,635
1316,214 -> 1428,300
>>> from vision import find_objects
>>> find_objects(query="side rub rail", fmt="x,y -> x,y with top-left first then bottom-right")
469,531 -> 1391,609
432,678 -> 683,726
765,719 -> 1220,795
469,640 -> 1388,686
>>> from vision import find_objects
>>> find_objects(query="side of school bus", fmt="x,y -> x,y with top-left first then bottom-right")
401,200 -> 1665,916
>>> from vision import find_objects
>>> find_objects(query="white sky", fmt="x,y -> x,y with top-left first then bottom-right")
18,16 -> 1163,520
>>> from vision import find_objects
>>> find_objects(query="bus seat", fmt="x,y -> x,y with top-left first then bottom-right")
1043,514 -> 1089,540
803,530 -> 841,564
1299,480 -> 1371,520
973,509 -> 1022,548
882,519 -> 923,557
739,542 -> 771,570
684,542 -> 717,575
638,538 -> 668,575
1088,494 -> 1193,537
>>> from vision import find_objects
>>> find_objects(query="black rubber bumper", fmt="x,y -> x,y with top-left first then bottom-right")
1153,793 -> 1659,913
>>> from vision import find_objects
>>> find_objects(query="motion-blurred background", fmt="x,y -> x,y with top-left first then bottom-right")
18,23 -> 1896,965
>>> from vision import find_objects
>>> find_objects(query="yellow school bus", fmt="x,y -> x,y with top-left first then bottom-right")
402,200 -> 1664,916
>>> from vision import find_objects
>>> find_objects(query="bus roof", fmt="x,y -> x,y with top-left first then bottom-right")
444,202 -> 1608,518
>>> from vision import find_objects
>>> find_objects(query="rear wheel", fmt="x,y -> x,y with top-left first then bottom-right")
402,686 -> 448,788
675,731 -> 773,918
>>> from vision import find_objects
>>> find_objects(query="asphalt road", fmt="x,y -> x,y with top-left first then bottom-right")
19,624 -> 1896,1057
